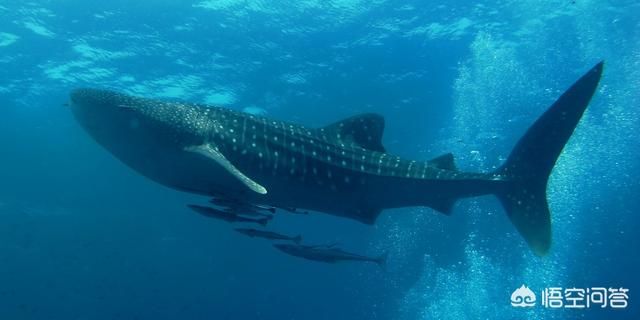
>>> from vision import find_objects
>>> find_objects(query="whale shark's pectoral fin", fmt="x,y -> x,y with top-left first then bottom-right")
185,144 -> 268,195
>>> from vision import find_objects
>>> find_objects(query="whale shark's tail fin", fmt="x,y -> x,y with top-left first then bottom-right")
494,61 -> 604,256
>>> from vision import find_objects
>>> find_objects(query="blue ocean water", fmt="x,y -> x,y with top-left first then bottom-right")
0,1 -> 638,319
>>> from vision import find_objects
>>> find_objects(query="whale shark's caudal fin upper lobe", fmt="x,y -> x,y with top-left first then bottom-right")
495,61 -> 604,256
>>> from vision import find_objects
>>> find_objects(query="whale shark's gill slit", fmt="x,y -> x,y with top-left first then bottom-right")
300,142 -> 307,178
280,121 -> 287,155
241,118 -> 247,145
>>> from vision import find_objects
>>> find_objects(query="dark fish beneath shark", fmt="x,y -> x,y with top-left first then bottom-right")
273,243 -> 387,268
187,205 -> 270,226
209,197 -> 276,213
224,207 -> 272,218
235,228 -> 302,244
68,62 -> 604,256
210,197 -> 307,216
279,207 -> 309,215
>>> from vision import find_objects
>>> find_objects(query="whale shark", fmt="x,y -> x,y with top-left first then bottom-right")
69,61 -> 604,256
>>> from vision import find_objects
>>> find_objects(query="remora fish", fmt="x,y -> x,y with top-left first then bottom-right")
188,205 -> 270,226
210,198 -> 276,214
273,244 -> 388,268
278,207 -> 309,215
224,207 -> 272,217
235,228 -> 302,243
69,62 -> 604,256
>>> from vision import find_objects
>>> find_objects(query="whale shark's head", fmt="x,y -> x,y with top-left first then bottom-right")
70,88 -> 202,150
70,88 -> 170,157
69,88 -> 261,198
70,88 -> 142,135
69,88 -> 208,180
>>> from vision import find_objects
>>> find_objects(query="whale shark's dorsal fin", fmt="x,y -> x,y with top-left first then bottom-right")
428,153 -> 457,171
185,144 -> 268,195
322,113 -> 386,152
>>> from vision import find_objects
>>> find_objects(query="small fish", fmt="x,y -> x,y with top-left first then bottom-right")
235,228 -> 301,244
225,207 -> 272,218
210,198 -> 276,213
273,243 -> 387,269
278,207 -> 309,215
187,205 -> 270,226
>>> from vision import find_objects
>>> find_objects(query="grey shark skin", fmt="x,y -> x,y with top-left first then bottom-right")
187,205 -> 270,226
273,244 -> 387,268
235,228 -> 302,243
69,61 -> 604,256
